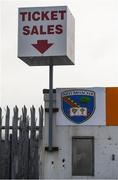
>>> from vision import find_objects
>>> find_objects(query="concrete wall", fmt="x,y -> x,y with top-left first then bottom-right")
42,91 -> 118,179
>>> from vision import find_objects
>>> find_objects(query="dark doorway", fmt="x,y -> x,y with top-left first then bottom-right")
72,136 -> 94,176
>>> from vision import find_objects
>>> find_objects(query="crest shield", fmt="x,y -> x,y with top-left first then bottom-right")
61,89 -> 96,124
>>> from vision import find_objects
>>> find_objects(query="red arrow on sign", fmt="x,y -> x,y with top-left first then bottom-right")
32,40 -> 54,54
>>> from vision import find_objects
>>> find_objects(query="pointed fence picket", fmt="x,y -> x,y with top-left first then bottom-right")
0,106 -> 43,179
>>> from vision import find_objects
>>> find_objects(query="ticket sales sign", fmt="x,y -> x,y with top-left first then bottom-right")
18,6 -> 75,66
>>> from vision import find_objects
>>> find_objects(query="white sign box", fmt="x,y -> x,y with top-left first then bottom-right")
18,6 -> 75,66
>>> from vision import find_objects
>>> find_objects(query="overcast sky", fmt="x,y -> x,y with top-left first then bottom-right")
0,0 -> 118,108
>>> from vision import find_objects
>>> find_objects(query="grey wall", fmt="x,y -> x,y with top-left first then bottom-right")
42,92 -> 118,179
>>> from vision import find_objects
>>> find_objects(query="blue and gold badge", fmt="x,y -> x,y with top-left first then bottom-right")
61,89 -> 96,124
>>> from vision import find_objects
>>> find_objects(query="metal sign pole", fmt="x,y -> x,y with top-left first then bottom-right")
18,6 -> 75,152
49,64 -> 53,151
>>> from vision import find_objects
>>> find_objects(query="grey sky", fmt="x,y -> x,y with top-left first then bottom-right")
0,0 -> 118,108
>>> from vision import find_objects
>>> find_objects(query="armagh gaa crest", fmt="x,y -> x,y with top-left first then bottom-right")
61,89 -> 96,124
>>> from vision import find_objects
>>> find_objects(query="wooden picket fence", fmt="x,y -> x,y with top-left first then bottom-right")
0,105 -> 43,179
